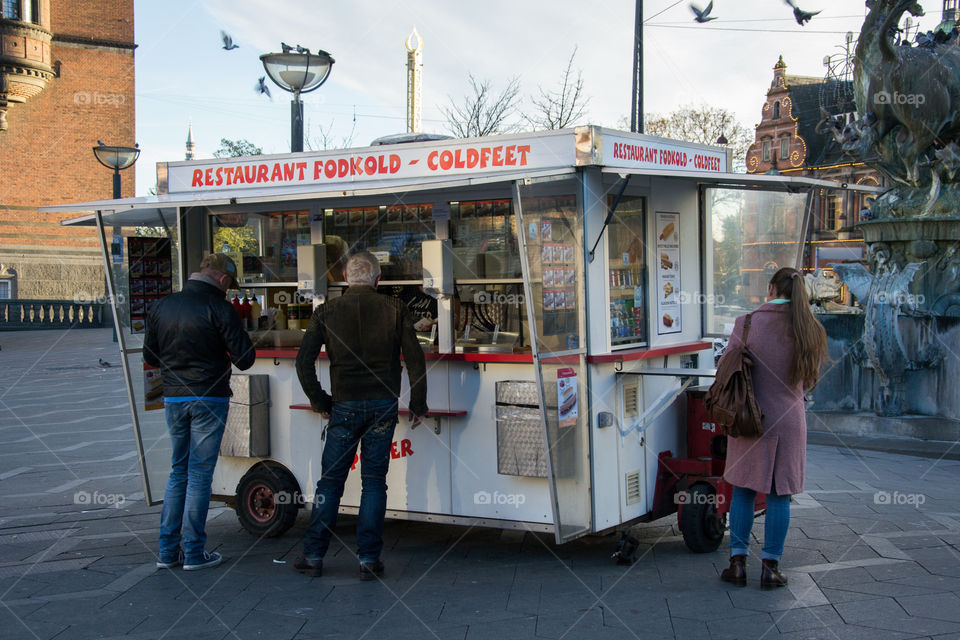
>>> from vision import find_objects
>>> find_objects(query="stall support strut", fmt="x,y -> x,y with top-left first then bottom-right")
588,174 -> 631,263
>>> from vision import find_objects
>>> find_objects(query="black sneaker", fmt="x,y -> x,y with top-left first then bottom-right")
358,559 -> 384,581
294,555 -> 323,577
183,551 -> 223,571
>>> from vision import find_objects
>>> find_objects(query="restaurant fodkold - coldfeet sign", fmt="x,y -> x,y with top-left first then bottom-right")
165,130 -> 727,194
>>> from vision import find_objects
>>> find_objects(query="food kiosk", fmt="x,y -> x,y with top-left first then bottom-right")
47,126 -> 876,549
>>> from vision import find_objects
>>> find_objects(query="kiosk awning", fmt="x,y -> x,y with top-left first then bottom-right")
600,167 -> 884,194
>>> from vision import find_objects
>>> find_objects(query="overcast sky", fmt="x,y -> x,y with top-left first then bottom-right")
132,0 -> 945,195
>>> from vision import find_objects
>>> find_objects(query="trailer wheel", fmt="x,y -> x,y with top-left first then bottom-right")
235,465 -> 301,538
679,483 -> 725,553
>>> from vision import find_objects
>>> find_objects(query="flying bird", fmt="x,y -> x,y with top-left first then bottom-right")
281,42 -> 293,53
784,0 -> 821,26
98,358 -> 111,368
220,30 -> 239,50
690,1 -> 717,22
255,76 -> 271,99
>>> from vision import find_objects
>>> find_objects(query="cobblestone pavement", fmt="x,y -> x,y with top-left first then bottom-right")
1,329 -> 959,640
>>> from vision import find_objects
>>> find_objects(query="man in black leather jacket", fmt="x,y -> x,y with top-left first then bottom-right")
294,251 -> 427,581
144,253 -> 255,571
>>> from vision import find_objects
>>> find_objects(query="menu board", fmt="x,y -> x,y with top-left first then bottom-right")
656,212 -> 681,335
534,214 -> 577,337
128,237 -> 173,335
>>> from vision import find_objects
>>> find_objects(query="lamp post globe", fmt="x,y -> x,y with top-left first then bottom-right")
92,144 -> 140,199
260,48 -> 334,153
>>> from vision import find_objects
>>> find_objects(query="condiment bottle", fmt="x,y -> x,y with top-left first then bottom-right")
287,303 -> 300,330
231,295 -> 242,316
249,296 -> 261,329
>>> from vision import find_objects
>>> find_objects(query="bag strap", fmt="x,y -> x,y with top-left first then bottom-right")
742,312 -> 754,346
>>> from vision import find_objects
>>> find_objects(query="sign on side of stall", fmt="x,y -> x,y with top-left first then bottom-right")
557,368 -> 579,429
602,133 -> 725,173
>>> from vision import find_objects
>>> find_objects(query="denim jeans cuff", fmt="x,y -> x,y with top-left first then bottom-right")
760,551 -> 782,561
729,547 -> 749,557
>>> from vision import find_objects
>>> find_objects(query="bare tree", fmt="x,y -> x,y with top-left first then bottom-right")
307,117 -> 357,151
525,47 -> 590,130
442,74 -> 522,138
639,103 -> 752,172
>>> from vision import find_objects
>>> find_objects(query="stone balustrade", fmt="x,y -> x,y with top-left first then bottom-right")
0,299 -> 105,330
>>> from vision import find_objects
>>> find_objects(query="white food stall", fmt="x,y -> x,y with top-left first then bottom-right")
46,126 -> 875,547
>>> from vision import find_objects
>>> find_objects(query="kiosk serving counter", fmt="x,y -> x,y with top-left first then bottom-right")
47,126 -> 876,546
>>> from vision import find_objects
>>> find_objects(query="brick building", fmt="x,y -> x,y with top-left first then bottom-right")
745,56 -> 882,277
0,0 -> 135,300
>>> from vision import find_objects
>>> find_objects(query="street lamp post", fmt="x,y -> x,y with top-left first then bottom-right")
92,143 -> 139,342
260,48 -> 335,153
92,143 -> 140,199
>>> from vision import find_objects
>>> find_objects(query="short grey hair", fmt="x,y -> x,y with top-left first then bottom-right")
345,251 -> 381,286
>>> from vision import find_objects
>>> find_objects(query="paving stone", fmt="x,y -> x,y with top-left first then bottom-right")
532,606 -> 603,638
776,624 -> 918,640
706,611 -> 779,640
896,593 -> 960,623
809,566 -> 878,587
864,561 -> 931,581
834,596 -> 907,623
771,604 -> 845,633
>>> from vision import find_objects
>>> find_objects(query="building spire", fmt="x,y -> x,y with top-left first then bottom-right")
405,27 -> 423,134
185,121 -> 195,160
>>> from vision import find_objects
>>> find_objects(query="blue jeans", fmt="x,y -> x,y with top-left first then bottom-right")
729,482 -> 791,562
303,399 -> 398,563
158,400 -> 229,563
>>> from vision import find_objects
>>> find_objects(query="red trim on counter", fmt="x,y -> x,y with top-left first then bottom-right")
256,349 -> 466,361
256,349 -> 303,359
289,404 -> 467,417
461,353 -> 533,363
586,341 -> 712,364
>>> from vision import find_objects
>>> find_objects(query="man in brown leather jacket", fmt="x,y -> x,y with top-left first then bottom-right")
294,251 -> 427,580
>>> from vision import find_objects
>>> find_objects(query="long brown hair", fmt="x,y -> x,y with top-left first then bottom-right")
769,267 -> 827,389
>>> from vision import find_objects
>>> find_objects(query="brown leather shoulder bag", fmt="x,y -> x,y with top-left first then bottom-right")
704,313 -> 764,438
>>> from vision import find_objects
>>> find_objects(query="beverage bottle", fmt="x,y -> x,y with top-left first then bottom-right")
249,296 -> 262,329
240,295 -> 252,330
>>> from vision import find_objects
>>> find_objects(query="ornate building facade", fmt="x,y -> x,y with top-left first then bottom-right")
0,0 -> 135,300
745,56 -> 883,276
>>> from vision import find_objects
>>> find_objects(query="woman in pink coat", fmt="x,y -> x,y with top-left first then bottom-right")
719,267 -> 827,588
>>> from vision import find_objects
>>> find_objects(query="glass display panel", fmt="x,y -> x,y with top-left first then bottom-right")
453,282 -> 527,352
704,187 -> 807,335
209,210 -> 311,284
515,190 -> 591,542
606,196 -> 648,346
449,199 -> 521,279
323,204 -> 435,281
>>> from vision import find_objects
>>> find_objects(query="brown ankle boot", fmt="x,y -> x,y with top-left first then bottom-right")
720,555 -> 747,587
760,559 -> 788,588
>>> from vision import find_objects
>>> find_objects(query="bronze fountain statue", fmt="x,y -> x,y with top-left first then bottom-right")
818,0 -> 959,416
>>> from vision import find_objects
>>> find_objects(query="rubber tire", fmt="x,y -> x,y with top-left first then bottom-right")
235,465 -> 300,538
679,483 -> 725,553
